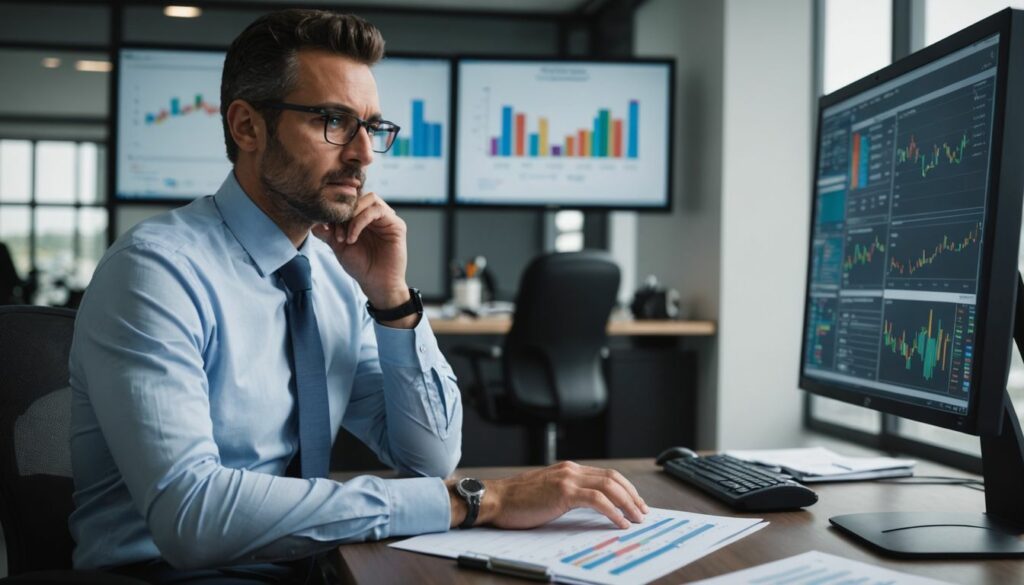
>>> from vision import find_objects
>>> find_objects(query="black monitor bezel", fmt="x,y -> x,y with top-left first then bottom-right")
798,9 -> 1022,436
109,45 -> 455,207
451,55 -> 676,212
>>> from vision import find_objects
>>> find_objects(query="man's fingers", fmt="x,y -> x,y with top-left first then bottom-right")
345,204 -> 386,243
580,466 -> 648,514
577,474 -> 644,523
573,488 -> 630,529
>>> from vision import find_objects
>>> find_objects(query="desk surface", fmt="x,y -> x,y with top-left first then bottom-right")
430,316 -> 716,336
334,458 -> 1021,584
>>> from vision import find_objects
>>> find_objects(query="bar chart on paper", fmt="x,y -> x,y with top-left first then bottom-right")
455,60 -> 672,207
390,507 -> 766,585
692,550 -> 954,585
368,57 -> 451,204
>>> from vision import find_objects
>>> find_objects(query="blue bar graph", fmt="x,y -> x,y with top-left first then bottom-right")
609,523 -> 715,575
560,518 -> 674,564
529,134 -> 539,156
501,106 -> 513,156
581,519 -> 690,570
858,133 -> 870,187
627,100 -> 639,158
387,99 -> 443,158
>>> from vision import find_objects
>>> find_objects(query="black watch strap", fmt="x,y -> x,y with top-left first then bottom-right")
460,494 -> 480,529
366,287 -> 423,323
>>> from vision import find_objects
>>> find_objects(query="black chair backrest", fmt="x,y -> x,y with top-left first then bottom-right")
503,251 -> 620,421
0,242 -> 22,304
0,306 -> 77,574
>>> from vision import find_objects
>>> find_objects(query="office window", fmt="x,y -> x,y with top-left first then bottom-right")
822,0 -> 892,94
0,139 -> 108,305
923,0 -> 1024,47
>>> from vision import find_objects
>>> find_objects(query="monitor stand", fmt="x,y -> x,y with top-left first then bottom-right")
830,274 -> 1024,558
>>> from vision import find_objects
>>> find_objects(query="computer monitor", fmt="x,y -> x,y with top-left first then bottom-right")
454,58 -> 673,210
114,47 -> 230,201
365,56 -> 451,205
114,49 -> 451,205
799,9 -> 1024,557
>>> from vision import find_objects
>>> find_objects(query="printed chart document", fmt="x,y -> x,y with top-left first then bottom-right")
726,447 -> 915,482
691,550 -> 954,584
389,507 -> 766,585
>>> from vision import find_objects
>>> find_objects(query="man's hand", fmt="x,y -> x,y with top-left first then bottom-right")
448,461 -> 649,530
312,193 -> 414,326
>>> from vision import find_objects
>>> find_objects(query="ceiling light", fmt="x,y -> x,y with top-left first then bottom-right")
75,60 -> 113,73
164,5 -> 202,18
41,57 -> 61,69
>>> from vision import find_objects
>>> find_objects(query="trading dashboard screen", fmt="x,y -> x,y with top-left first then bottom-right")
455,60 -> 672,209
116,48 -> 230,200
367,57 -> 450,204
802,34 -> 1000,416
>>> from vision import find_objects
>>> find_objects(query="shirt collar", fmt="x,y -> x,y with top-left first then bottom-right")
213,172 -> 309,277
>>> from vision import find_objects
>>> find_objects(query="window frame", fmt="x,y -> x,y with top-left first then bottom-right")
0,136 -> 109,301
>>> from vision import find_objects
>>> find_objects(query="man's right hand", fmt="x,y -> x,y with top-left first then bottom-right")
448,461 -> 649,530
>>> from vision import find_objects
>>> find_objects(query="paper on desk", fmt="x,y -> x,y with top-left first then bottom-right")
690,550 -> 954,584
726,447 -> 915,481
390,507 -> 766,585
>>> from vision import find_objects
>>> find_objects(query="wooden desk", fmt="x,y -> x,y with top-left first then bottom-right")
334,458 -> 1022,584
429,316 -> 716,336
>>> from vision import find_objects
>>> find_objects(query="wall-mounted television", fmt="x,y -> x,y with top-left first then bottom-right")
114,49 -> 452,205
114,47 -> 229,201
454,58 -> 674,210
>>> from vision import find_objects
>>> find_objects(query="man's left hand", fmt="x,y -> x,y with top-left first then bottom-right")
312,193 -> 412,318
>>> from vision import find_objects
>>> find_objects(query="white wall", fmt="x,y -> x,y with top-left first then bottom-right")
716,0 -> 814,449
634,0 -> 726,448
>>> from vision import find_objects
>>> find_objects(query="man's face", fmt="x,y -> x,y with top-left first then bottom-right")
259,49 -> 380,225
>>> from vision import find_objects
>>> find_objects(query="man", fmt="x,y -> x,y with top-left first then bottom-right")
69,9 -> 647,583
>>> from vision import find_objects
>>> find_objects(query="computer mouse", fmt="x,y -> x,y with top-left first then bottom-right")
656,446 -> 698,466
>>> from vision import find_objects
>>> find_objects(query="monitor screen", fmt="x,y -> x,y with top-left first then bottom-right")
367,57 -> 451,205
115,48 -> 230,201
115,50 -> 451,204
800,34 -> 1000,419
454,59 -> 672,209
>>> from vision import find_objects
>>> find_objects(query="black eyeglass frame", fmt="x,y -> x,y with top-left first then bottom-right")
261,102 -> 401,153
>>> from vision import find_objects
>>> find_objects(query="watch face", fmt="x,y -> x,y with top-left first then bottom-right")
460,478 -> 485,495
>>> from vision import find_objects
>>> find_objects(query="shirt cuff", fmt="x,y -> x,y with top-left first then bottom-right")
373,315 -> 443,372
385,477 -> 451,537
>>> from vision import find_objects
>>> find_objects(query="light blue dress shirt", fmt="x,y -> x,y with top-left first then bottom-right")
68,173 -> 462,570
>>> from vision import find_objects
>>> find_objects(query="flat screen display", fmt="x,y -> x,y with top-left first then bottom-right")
116,48 -> 230,200
115,51 -> 451,204
455,59 -> 672,209
367,57 -> 451,205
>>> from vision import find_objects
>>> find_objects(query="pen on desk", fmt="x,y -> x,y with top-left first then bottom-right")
457,553 -> 552,582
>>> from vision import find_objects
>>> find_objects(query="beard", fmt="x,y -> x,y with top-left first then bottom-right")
259,132 -> 365,225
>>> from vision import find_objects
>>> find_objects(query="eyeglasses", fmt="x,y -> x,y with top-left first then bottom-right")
262,102 -> 401,153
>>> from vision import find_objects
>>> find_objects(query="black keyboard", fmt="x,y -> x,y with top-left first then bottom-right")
662,454 -> 818,512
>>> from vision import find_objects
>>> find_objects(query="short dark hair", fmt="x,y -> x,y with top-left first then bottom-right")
220,9 -> 385,163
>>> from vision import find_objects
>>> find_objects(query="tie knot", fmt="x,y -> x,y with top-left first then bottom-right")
278,255 -> 312,293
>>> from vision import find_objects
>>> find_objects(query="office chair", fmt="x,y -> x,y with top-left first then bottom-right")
0,243 -> 23,305
0,306 -> 145,584
453,251 -> 621,465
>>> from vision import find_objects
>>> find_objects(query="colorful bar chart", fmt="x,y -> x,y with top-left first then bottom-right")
144,94 -> 219,125
387,99 -> 443,158
488,100 -> 640,159
559,517 -> 717,576
849,131 -> 870,189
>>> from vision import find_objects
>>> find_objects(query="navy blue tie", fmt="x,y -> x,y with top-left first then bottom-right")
278,255 -> 331,479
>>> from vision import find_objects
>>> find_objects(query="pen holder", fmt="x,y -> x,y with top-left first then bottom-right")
453,277 -> 482,311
